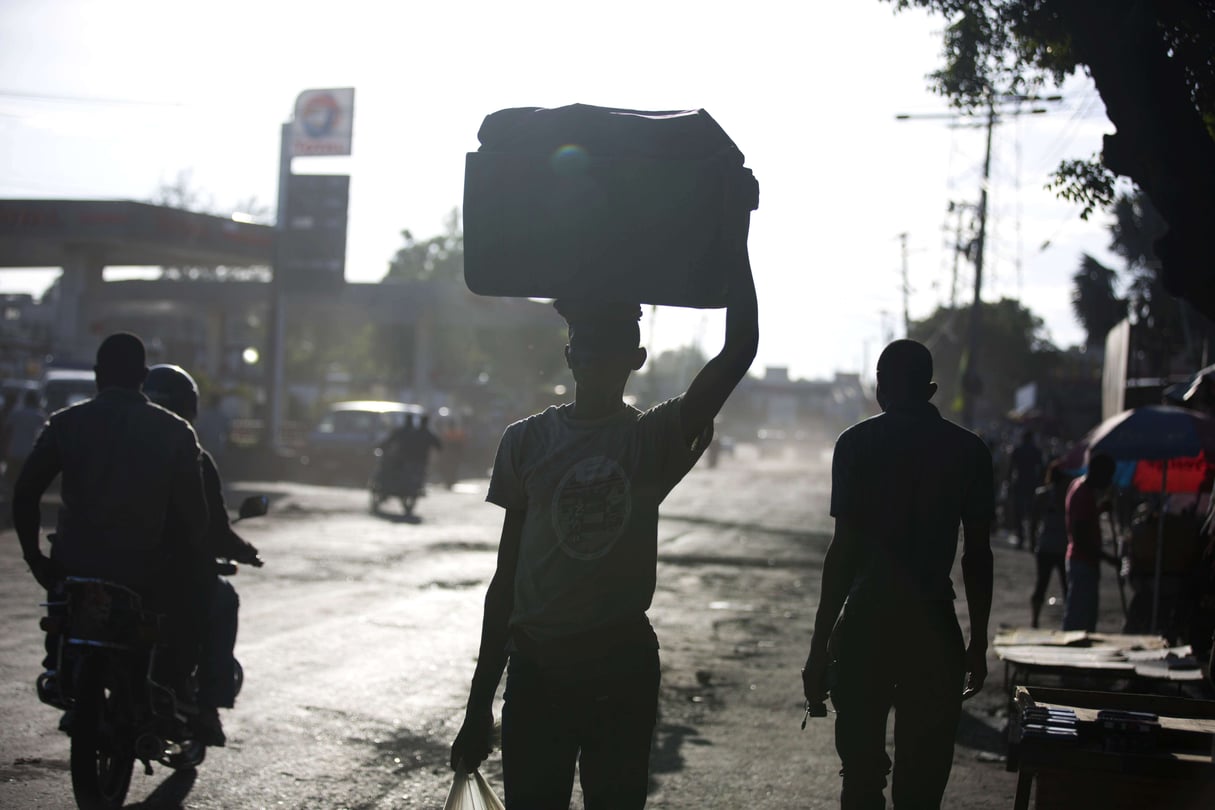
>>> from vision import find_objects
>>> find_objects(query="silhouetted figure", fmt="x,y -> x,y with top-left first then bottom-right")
380,413 -> 416,460
379,413 -> 439,496
802,339 -> 994,810
1009,430 -> 1044,549
450,258 -> 757,808
3,389 -> 45,502
144,363 -> 263,746
12,334 -> 211,707
1120,501 -> 1200,639
1063,453 -> 1118,632
408,413 -> 442,481
1029,462 -> 1071,628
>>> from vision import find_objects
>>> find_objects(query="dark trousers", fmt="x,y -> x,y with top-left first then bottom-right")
197,577 -> 240,708
501,645 -> 659,810
1030,551 -> 1067,626
831,600 -> 965,810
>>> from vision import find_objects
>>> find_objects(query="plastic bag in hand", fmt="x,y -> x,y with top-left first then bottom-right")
443,767 -> 505,810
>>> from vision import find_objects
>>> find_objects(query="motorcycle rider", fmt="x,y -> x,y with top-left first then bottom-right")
142,363 -> 263,747
378,413 -> 441,499
12,333 -> 211,728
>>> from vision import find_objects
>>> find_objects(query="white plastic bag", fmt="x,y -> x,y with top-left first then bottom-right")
443,767 -> 506,810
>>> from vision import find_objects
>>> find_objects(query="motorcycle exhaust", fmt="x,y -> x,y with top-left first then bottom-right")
134,732 -> 168,762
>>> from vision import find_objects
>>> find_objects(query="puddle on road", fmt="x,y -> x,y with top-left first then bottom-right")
428,541 -> 497,554
0,756 -> 69,782
421,579 -> 483,590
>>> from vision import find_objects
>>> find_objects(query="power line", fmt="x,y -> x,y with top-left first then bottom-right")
0,89 -> 184,107
1030,91 -> 1104,176
898,94 -> 1064,427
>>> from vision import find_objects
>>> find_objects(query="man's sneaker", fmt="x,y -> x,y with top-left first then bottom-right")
191,706 -> 226,747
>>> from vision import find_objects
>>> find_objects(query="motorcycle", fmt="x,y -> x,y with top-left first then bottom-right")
369,447 -> 426,517
36,494 -> 268,810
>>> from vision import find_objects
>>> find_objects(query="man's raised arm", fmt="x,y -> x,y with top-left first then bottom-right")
681,226 -> 758,447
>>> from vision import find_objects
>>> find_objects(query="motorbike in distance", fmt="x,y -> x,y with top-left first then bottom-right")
36,494 -> 268,810
369,446 -> 426,518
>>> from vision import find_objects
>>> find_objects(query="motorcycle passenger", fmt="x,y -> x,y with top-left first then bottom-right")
12,333 -> 211,723
143,363 -> 263,747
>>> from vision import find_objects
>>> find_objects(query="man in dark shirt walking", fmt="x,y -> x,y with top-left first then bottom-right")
802,339 -> 995,810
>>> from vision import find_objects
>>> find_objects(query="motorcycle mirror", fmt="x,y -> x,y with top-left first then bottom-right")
237,495 -> 269,520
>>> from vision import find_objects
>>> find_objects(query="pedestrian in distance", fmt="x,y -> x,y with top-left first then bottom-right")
1062,452 -> 1118,632
802,338 -> 994,810
2,388 -> 46,502
1029,460 -> 1071,628
449,254 -> 758,808
1009,430 -> 1045,549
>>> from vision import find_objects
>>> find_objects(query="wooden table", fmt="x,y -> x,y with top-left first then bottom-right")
1009,686 -> 1215,810
994,631 -> 1204,715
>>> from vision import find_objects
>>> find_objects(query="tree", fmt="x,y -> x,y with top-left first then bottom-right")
633,345 -> 708,405
383,208 -> 464,285
1071,253 -> 1125,349
1075,189 -> 1215,373
381,213 -> 568,411
887,1 -> 1215,323
150,169 -> 272,281
909,297 -> 1058,422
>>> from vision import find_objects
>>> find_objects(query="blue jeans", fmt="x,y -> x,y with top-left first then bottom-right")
501,645 -> 659,810
1063,558 -> 1099,632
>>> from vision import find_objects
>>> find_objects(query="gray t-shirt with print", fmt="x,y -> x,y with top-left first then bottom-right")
487,396 -> 710,643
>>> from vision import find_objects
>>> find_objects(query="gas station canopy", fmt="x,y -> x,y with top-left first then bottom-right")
0,199 -> 275,268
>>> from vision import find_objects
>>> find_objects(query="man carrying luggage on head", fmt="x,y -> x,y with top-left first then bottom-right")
450,254 -> 757,808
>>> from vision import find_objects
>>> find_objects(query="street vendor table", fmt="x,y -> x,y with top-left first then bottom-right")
1009,685 -> 1215,809
995,630 -> 1204,714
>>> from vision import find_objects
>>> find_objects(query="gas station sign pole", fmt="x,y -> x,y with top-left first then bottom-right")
265,88 -> 354,449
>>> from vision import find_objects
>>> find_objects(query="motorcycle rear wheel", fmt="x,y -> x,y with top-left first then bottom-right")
70,657 -> 135,810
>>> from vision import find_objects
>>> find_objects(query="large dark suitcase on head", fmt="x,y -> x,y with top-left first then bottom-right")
463,104 -> 758,308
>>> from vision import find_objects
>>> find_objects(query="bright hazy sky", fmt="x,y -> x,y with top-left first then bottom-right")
0,0 -> 1122,381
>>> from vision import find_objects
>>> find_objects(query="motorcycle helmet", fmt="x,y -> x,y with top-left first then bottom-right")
143,363 -> 200,422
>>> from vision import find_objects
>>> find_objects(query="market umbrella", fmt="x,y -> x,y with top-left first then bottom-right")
1084,405 -> 1215,632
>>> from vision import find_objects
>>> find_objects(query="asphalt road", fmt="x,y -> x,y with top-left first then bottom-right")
0,443 -> 1132,809
0,444 -> 841,809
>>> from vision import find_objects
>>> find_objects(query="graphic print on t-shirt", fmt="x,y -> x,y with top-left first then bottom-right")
551,455 -> 632,560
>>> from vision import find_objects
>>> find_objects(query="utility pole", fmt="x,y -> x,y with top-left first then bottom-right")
266,122 -> 291,449
959,99 -> 995,430
948,202 -> 966,309
896,93 -> 1060,429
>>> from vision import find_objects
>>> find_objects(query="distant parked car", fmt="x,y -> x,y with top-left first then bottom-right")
300,400 -> 426,485
42,368 -> 96,413
1,378 -> 41,412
